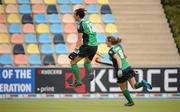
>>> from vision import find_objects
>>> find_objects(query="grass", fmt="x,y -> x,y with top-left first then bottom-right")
0,99 -> 180,112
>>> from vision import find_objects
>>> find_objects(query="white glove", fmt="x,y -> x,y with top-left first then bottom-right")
117,70 -> 122,78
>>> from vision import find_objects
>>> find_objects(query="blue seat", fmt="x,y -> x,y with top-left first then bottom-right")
87,5 -> 98,14
0,54 -> 13,66
60,5 -> 72,14
100,54 -> 112,65
17,0 -> 30,4
47,5 -> 58,14
50,24 -> 63,34
100,4 -> 112,14
70,0 -> 83,4
41,44 -> 53,54
34,14 -> 47,24
97,33 -> 106,43
102,14 -> 115,23
13,44 -> 25,55
9,24 -> 21,34
19,4 -> 31,14
48,14 -> 60,23
28,55 -> 41,66
38,34 -> 52,44
57,0 -> 70,4
25,34 -> 37,44
55,44 -> 68,54
22,14 -> 33,24
53,34 -> 65,44
43,55 -> 55,65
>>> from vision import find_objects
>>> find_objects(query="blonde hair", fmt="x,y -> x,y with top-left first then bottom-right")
107,35 -> 121,45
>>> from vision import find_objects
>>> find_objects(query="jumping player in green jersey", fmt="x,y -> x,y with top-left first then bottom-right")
106,35 -> 152,106
68,8 -> 98,87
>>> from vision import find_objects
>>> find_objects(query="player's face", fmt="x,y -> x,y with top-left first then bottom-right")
73,12 -> 79,21
106,40 -> 111,47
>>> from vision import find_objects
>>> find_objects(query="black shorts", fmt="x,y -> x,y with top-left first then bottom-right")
116,66 -> 136,83
78,45 -> 98,61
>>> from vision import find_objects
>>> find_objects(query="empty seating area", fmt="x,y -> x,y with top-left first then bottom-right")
0,0 -> 118,67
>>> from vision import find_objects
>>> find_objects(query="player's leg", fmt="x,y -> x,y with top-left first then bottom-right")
118,82 -> 135,106
84,58 -> 94,81
128,77 -> 143,89
70,56 -> 83,87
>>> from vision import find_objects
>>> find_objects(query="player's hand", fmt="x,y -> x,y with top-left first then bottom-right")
68,48 -> 79,60
117,69 -> 122,78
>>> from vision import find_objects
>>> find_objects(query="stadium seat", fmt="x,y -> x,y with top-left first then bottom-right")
14,54 -> 28,66
73,5 -> 85,12
0,34 -> 9,44
31,0 -> 43,4
43,55 -> 55,65
22,14 -> 33,24
47,5 -> 58,14
94,24 -> 104,33
57,54 -> 69,65
0,6 -> 4,14
0,15 -> 5,23
99,54 -> 112,65
97,0 -> 109,4
71,0 -> 83,4
25,34 -> 37,44
89,14 -> 102,23
0,54 -> 13,66
62,14 -> 75,23
34,14 -> 47,23
102,14 -> 116,24
97,44 -> 109,54
0,44 -> 11,54
57,0 -> 70,4
11,34 -> 24,44
96,33 -> 106,43
50,24 -> 63,34
60,5 -> 72,14
0,24 -> 8,33
5,4 -> 18,13
38,34 -> 52,44
4,0 -> 16,4
32,4 -> 45,14
28,55 -> 41,66
9,24 -> 21,34
19,4 -> 31,14
7,14 -> 20,23
84,0 -> 97,4
66,33 -> 78,44
13,44 -> 25,55
41,44 -> 53,54
64,23 -> 77,33
23,24 -> 35,33
17,0 -> 30,4
55,44 -> 68,54
53,34 -> 65,44
48,14 -> 61,23
0,0 -> 2,4
100,4 -> 112,14
105,24 -> 118,33
27,44 -> 40,54
36,24 -> 50,34
87,5 -> 98,14
44,0 -> 56,4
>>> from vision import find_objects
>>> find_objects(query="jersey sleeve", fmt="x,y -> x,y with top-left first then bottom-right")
78,22 -> 84,33
108,48 -> 116,57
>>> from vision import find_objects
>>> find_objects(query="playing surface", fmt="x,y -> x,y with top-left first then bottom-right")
0,99 -> 180,112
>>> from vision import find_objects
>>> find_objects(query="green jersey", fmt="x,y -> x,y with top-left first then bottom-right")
108,44 -> 130,70
78,19 -> 97,46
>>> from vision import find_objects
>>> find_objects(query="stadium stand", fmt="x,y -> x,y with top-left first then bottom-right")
111,0 -> 180,67
0,0 -> 179,67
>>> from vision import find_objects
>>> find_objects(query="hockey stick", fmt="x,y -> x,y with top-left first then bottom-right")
95,53 -> 113,66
